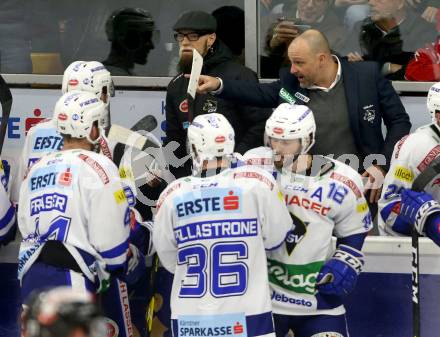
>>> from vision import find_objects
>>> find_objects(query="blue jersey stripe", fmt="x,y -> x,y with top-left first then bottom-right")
0,206 -> 14,230
100,239 -> 129,259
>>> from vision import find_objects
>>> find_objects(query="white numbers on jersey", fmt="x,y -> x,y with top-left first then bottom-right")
177,241 -> 249,298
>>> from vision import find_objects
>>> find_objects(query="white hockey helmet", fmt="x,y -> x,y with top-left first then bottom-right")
427,82 -> 440,125
187,113 -> 235,172
54,91 -> 106,145
62,61 -> 114,97
265,103 -> 316,154
62,61 -> 114,131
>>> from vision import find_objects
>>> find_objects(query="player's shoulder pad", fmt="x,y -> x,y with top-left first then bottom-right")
228,165 -> 277,191
243,146 -> 273,164
328,158 -> 365,199
75,150 -> 120,184
26,118 -> 57,136
401,126 -> 440,171
156,178 -> 183,211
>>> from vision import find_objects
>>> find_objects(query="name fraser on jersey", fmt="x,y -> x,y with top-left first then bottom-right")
175,218 -> 258,244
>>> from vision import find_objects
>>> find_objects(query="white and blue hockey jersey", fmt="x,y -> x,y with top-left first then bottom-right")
11,119 -> 63,203
153,165 -> 292,337
18,149 -> 130,284
379,124 -> 440,236
244,147 -> 372,316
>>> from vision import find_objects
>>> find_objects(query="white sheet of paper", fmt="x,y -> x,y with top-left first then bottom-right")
187,49 -> 203,99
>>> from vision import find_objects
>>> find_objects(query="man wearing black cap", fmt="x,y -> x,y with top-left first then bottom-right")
165,10 -> 271,179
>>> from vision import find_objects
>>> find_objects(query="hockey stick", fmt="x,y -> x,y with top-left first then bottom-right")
0,75 -> 13,155
410,150 -> 440,337
185,49 -> 203,125
108,124 -> 159,152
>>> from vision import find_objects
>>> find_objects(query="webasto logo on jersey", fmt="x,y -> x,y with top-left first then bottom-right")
267,259 -> 323,295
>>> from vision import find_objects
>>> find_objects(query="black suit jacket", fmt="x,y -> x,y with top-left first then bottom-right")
219,58 -> 411,169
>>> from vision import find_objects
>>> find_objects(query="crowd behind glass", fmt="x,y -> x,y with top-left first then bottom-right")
2,0 -> 439,81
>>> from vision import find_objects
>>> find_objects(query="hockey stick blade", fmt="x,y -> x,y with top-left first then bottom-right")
0,75 -> 12,155
108,124 -> 159,151
131,115 -> 158,133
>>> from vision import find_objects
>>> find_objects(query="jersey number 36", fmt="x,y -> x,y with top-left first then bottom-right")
177,241 -> 249,298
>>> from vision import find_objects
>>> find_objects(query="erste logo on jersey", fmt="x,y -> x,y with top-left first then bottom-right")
31,128 -> 63,153
174,188 -> 241,219
29,165 -> 74,191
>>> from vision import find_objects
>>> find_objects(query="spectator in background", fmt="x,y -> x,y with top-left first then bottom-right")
166,10 -> 271,179
334,0 -> 370,33
347,0 -> 436,80
407,0 -> 440,23
405,36 -> 440,80
102,7 -> 156,76
212,6 -> 245,64
261,0 -> 347,78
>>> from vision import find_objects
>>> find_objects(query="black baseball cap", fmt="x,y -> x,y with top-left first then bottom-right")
173,11 -> 217,33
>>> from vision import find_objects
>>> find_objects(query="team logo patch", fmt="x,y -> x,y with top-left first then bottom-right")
394,166 -> 413,183
202,99 -> 217,113
363,105 -> 376,123
285,213 -> 308,255
72,113 -> 80,121
179,99 -> 189,113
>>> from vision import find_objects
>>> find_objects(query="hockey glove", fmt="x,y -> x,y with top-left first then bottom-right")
316,244 -> 364,297
125,244 -> 146,285
400,188 -> 440,235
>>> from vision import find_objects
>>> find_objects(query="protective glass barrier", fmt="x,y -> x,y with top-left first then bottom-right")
258,0 -> 440,81
0,0 -> 243,76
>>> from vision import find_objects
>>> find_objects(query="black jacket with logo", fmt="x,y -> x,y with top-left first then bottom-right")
165,40 -> 271,178
218,58 -> 411,170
